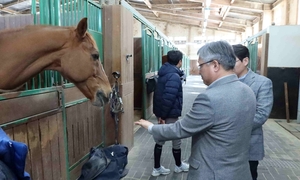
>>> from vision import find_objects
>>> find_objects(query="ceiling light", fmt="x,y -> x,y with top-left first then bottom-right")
206,0 -> 211,7
204,9 -> 210,19
203,20 -> 207,28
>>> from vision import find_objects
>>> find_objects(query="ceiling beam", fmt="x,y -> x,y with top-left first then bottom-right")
133,2 -> 221,12
222,0 -> 235,22
187,0 -> 263,12
135,6 -> 250,27
228,11 -> 260,19
0,8 -> 18,14
143,0 -> 152,9
140,12 -> 245,33
229,9 -> 261,17
151,3 -> 203,8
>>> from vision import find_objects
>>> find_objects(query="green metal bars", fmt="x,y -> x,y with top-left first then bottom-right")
247,40 -> 258,73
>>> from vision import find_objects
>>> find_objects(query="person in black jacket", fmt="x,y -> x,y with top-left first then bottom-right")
151,50 -> 189,177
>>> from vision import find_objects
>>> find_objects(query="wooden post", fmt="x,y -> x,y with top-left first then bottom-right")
103,5 -> 134,149
284,82 -> 290,123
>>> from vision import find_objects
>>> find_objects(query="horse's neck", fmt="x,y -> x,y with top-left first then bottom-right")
0,26 -> 68,62
0,26 -> 71,90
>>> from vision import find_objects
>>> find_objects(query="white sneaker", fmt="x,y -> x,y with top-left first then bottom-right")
151,166 -> 171,176
174,162 -> 189,173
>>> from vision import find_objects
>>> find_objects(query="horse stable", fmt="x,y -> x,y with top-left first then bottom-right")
0,0 -> 300,179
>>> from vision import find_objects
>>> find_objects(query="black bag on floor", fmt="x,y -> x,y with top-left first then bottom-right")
78,144 -> 128,180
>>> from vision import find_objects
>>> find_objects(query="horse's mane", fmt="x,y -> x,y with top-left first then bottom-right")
0,25 -> 72,36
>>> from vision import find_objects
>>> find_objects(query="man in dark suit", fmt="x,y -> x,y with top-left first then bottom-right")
233,44 -> 273,180
136,41 -> 256,180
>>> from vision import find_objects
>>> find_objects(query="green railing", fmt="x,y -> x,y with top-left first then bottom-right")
247,40 -> 258,73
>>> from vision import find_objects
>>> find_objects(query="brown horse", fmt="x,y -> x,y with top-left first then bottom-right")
0,18 -> 111,107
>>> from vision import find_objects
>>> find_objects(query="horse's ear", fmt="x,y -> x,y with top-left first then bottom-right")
76,18 -> 88,39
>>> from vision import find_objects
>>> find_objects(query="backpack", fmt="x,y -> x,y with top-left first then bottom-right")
78,144 -> 128,180
146,75 -> 158,94
0,160 -> 18,180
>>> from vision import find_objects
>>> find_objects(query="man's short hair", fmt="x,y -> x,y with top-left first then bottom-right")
167,50 -> 183,65
232,44 -> 250,62
197,41 -> 236,70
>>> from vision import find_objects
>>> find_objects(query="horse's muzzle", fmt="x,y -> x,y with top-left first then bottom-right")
93,90 -> 109,107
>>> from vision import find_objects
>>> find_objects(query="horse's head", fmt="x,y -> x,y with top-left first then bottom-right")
61,18 -> 112,107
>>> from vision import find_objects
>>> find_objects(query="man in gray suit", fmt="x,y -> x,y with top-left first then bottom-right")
233,44 -> 273,180
135,41 -> 256,180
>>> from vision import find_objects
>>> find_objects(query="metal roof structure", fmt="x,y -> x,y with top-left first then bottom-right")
0,0 -> 279,34
126,0 -> 278,34
0,0 -> 39,15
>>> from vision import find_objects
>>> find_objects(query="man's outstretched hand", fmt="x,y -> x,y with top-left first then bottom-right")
135,119 -> 153,130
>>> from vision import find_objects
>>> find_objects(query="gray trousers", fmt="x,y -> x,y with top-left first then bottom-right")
155,117 -> 181,149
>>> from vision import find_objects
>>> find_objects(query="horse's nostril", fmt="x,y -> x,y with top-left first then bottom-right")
97,91 -> 102,97
98,90 -> 111,102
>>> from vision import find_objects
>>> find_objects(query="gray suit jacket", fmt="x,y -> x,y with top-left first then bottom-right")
242,69 -> 273,161
151,74 -> 256,180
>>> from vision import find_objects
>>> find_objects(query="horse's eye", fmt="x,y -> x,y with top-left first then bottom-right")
92,54 -> 99,60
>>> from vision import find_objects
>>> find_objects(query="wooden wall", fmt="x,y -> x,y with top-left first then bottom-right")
134,38 -> 143,110
64,88 -> 105,179
0,86 -> 105,180
103,5 -> 134,149
5,113 -> 67,180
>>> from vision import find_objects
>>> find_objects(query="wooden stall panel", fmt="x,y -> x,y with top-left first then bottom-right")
66,105 -> 77,166
57,112 -> 67,180
3,113 -> 67,180
68,101 -> 104,179
27,121 -> 43,180
48,115 -> 61,180
119,87 -> 134,149
134,38 -> 143,109
64,87 -> 86,104
103,5 -> 134,148
0,92 -> 59,124
77,103 -> 86,158
121,7 -> 134,84
260,33 -> 269,77
87,102 -> 94,148
4,128 -> 13,139
92,104 -> 103,146
13,124 -> 31,177
40,116 -> 52,180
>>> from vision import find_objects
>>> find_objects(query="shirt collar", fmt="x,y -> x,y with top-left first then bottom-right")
239,68 -> 250,81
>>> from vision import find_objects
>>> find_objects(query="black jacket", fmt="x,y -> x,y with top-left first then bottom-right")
153,62 -> 183,119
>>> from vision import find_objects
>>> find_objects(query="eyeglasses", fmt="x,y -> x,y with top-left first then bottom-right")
198,60 -> 213,70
